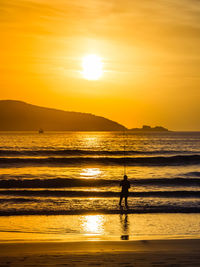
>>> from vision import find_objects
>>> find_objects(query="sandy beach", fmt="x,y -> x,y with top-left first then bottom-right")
0,239 -> 200,266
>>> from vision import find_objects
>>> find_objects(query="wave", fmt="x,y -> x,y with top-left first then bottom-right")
0,149 -> 199,156
0,178 -> 200,188
0,198 -> 40,203
0,189 -> 200,198
1,207 -> 200,216
0,155 -> 199,167
184,172 -> 200,177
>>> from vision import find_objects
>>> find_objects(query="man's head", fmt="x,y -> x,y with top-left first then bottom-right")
124,175 -> 128,180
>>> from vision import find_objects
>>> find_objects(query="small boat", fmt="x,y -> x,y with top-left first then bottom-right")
38,128 -> 44,134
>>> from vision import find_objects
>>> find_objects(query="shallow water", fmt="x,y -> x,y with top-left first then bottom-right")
0,214 -> 200,241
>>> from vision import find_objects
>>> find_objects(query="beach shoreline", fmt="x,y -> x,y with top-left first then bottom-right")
0,239 -> 200,266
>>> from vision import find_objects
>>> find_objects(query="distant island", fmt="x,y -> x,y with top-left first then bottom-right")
129,125 -> 169,132
0,100 -> 126,131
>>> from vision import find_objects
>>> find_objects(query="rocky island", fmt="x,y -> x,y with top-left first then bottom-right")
129,125 -> 169,132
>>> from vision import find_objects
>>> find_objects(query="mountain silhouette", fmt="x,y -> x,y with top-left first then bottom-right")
0,100 -> 126,131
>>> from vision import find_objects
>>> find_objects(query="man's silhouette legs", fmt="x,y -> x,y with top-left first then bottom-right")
119,195 -> 123,206
119,194 -> 128,207
125,196 -> 128,208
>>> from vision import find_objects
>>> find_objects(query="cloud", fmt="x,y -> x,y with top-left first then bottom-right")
1,0 -> 200,64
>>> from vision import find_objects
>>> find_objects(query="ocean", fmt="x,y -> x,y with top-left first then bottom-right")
0,131 -> 200,216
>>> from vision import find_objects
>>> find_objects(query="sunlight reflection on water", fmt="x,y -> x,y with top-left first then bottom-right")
81,215 -> 104,235
80,168 -> 101,178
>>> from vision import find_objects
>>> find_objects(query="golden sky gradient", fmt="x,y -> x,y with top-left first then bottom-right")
1,0 -> 200,130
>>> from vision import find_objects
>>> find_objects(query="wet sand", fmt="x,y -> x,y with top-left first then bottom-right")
0,239 -> 200,266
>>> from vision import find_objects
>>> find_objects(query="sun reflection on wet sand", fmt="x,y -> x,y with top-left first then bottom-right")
80,168 -> 101,178
81,215 -> 104,236
1,214 -> 200,242
120,214 -> 129,240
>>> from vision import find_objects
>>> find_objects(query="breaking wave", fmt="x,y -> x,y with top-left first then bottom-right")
0,177 -> 200,188
0,189 -> 200,198
0,154 -> 199,167
0,149 -> 200,156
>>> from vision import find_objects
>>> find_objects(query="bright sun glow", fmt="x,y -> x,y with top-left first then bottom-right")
82,54 -> 103,80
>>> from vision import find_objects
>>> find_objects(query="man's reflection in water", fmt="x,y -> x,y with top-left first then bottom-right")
120,214 -> 129,240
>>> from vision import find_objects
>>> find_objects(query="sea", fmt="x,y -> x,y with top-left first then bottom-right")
0,131 -> 200,241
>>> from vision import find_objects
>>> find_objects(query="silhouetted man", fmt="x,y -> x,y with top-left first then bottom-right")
119,175 -> 130,208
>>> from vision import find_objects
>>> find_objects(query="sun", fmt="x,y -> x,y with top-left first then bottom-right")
82,54 -> 103,80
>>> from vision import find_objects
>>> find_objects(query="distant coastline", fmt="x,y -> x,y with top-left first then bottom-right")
0,100 -> 125,131
0,100 -> 172,132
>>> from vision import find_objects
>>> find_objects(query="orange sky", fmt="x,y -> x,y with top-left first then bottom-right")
1,0 -> 200,130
